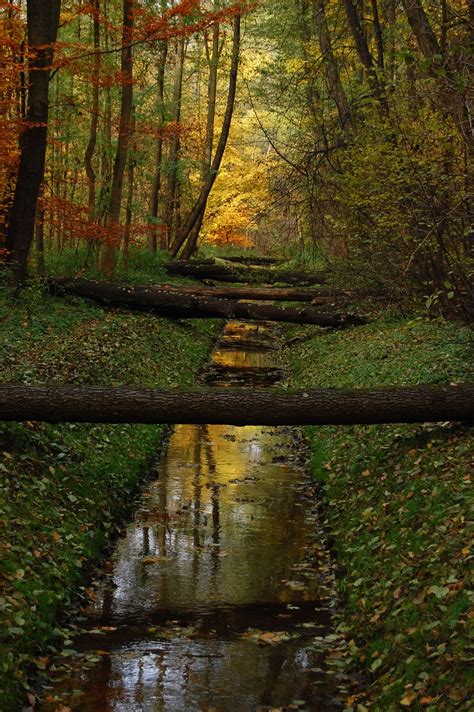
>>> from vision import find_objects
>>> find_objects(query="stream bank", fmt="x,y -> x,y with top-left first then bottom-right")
285,318 -> 473,711
0,286 -> 221,710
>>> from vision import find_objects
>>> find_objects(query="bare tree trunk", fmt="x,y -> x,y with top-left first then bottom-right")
170,13 -> 241,258
371,0 -> 384,68
2,384 -> 473,426
149,0 -> 169,252
164,35 -> 186,248
100,0 -> 134,276
84,0 -> 100,212
342,0 -> 388,111
313,0 -> 355,133
5,0 -> 61,283
35,183 -> 45,276
180,16 -> 221,260
123,112 -> 136,264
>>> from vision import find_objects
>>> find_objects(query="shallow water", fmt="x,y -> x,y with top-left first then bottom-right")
42,322 -> 343,711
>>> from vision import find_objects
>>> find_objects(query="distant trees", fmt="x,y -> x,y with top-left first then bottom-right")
245,0 -> 473,317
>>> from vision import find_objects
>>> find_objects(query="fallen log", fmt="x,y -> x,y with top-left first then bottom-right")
49,279 -> 365,327
164,261 -> 328,286
1,384 -> 472,425
223,256 -> 285,266
155,284 -> 325,302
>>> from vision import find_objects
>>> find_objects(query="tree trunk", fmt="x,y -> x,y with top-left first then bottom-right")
1,384 -> 472,425
144,285 -> 329,301
5,0 -> 61,283
35,183 -> 45,275
179,11 -> 221,261
123,113 -> 136,264
164,260 -> 328,285
400,0 -> 473,148
100,0 -> 134,276
49,278 -> 365,326
313,0 -> 355,133
170,13 -> 241,258
149,2 -> 169,252
84,0 -> 100,212
223,256 -> 285,265
342,0 -> 388,111
164,35 -> 186,247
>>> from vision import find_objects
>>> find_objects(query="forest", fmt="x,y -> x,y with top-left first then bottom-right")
0,0 -> 473,710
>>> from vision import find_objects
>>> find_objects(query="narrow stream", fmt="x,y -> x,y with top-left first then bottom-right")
43,322 -> 345,711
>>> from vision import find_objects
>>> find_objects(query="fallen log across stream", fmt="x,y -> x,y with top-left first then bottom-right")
1,384 -> 473,425
49,279 -> 365,327
146,284 -> 328,302
164,261 -> 328,285
222,256 -> 286,266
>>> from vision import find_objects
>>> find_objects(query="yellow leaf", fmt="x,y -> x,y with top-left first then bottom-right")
400,692 -> 417,706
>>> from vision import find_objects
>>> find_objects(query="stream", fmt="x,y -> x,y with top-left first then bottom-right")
42,322 -> 346,711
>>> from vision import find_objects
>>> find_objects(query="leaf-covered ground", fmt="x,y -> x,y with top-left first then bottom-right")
0,282 -> 221,709
286,317 -> 473,711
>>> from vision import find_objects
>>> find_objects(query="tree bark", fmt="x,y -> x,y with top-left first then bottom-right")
145,285 -> 329,301
178,8 -> 221,261
49,278 -> 365,326
164,35 -> 186,247
313,0 -> 355,133
149,16 -> 169,253
123,111 -> 136,264
5,0 -> 61,282
34,183 -> 45,276
170,13 -> 241,258
400,0 -> 473,148
84,0 -> 100,213
342,0 -> 389,111
164,261 -> 328,285
223,256 -> 285,266
100,0 -> 134,276
1,384 -> 472,425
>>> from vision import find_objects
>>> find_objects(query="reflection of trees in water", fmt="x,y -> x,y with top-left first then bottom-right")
201,424 -> 221,582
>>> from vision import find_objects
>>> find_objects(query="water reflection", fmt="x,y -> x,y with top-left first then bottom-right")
43,322 -> 341,711
94,423 -> 317,621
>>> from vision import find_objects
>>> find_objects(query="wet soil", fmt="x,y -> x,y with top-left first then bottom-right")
41,322 -> 346,712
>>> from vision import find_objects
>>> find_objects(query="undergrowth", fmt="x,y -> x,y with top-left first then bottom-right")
0,277 -> 221,709
286,318 -> 473,711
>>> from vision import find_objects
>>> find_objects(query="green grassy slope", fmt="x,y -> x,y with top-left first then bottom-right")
0,280 -> 221,709
286,318 -> 473,711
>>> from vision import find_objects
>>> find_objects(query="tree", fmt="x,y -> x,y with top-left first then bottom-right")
169,11 -> 241,258
5,0 -> 61,282
100,0 -> 135,275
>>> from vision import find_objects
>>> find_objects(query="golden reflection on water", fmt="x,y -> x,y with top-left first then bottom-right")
95,421 -> 316,621
43,322 -> 335,711
212,350 -> 272,369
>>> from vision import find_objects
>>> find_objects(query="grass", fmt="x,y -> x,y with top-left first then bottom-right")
285,317 -> 473,711
0,271 -> 221,709
45,244 -> 200,285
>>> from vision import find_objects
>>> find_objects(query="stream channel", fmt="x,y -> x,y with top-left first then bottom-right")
43,321 -> 346,711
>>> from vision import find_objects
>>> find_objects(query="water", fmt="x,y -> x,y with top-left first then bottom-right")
42,322 -> 344,711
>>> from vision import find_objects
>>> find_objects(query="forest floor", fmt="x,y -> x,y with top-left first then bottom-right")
1,253 -> 473,710
285,316 -> 473,711
0,271 -> 221,709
